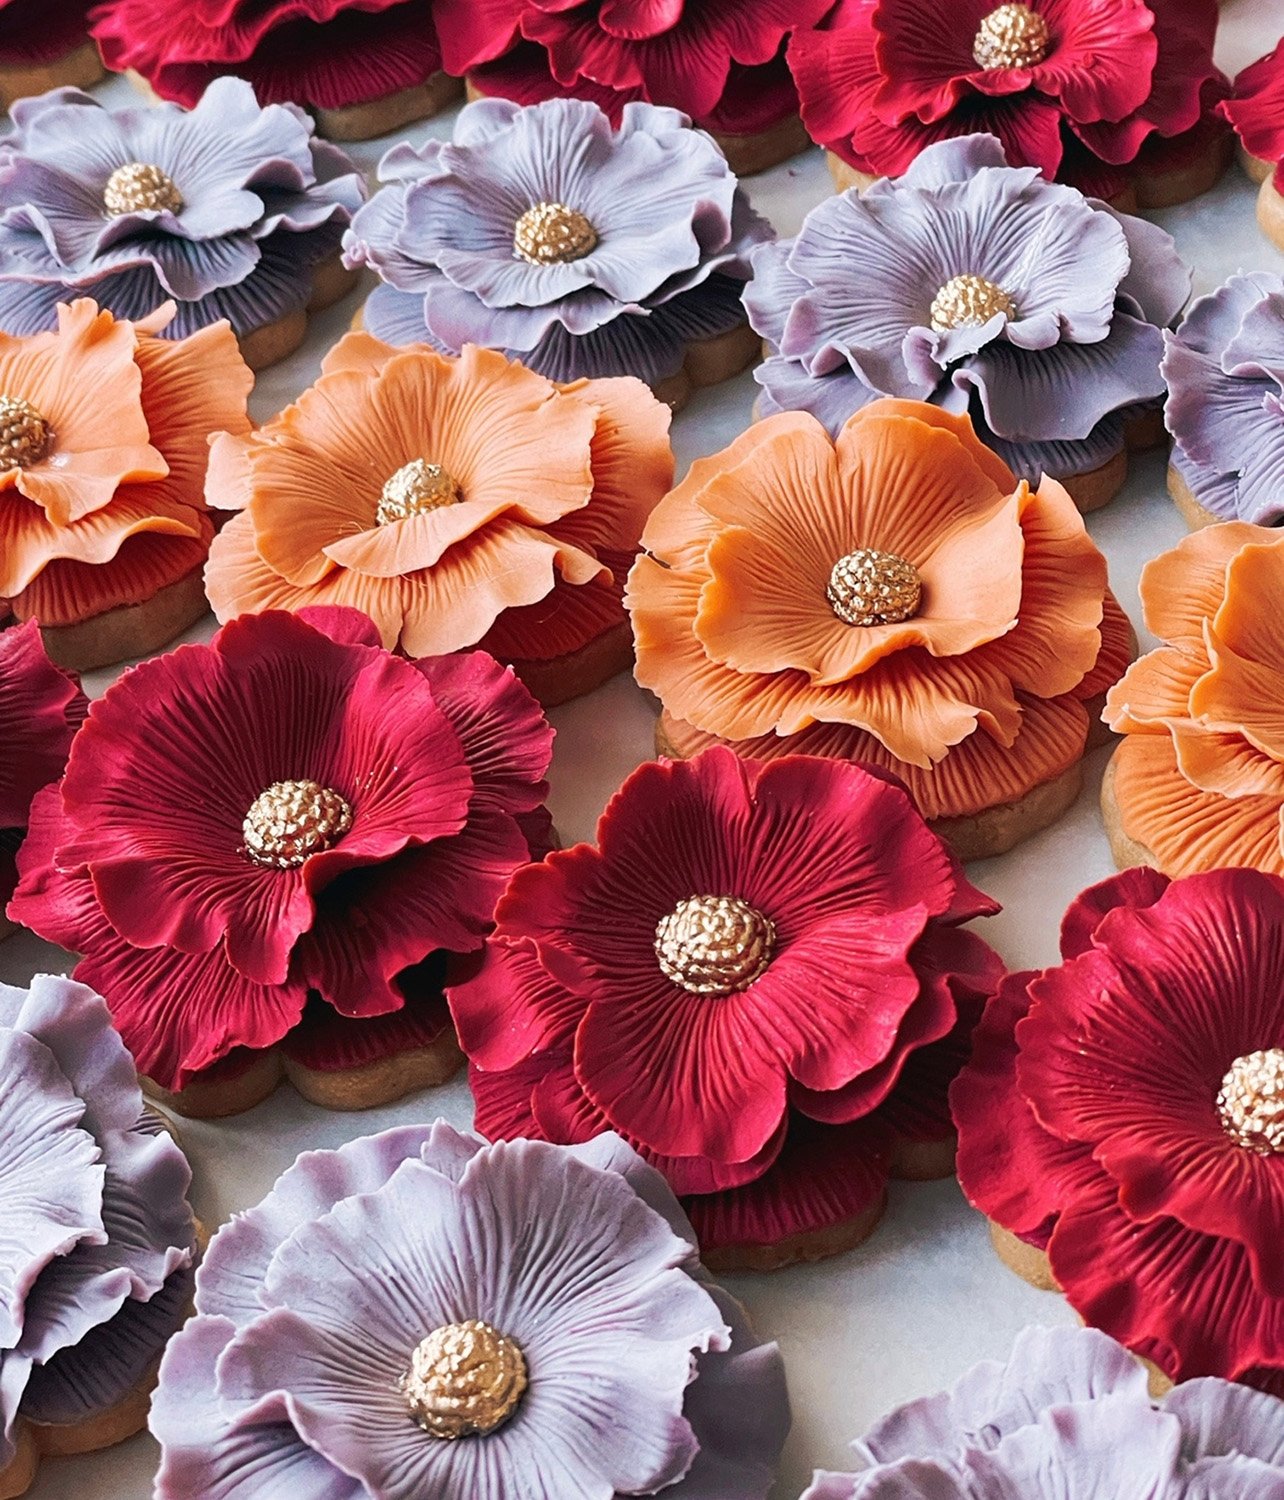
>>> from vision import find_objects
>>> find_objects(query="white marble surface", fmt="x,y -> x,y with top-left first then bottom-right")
4,4 -> 1284,1493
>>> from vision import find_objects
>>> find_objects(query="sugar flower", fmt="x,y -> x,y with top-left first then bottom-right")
1103,524 -> 1284,878
9,607 -> 555,1117
450,747 -> 1004,1270
342,97 -> 771,396
788,0 -> 1228,207
954,868 -> 1284,1388
204,333 -> 673,705
0,81 -> 366,365
436,0 -> 835,172
627,400 -> 1132,859
800,1324 -> 1284,1498
1221,41 -> 1284,248
90,0 -> 458,137
0,298 -> 253,670
151,1122 -> 790,1500
1162,274 -> 1284,526
747,134 -> 1189,504
0,621 -> 85,929
0,974 -> 196,1491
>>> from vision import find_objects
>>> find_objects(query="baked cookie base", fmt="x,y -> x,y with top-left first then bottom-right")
238,254 -> 360,372
315,71 -> 463,142
29,565 -> 208,674
141,1027 -> 465,1120
712,113 -> 812,177
0,38 -> 103,110
702,1191 -> 888,1275
1167,463 -> 1223,531
507,620 -> 634,707
1100,749 -> 1164,874
1258,175 -> 1284,251
1059,448 -> 1129,515
1240,145 -> 1275,186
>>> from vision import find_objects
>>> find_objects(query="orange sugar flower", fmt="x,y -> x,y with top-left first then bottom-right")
0,299 -> 253,642
1104,523 -> 1284,877
203,334 -> 674,700
628,399 -> 1132,849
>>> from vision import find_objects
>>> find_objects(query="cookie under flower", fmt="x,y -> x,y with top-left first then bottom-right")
342,97 -> 771,402
800,1324 -> 1284,1498
954,868 -> 1284,1389
204,334 -> 673,706
627,400 -> 1133,860
1162,274 -> 1284,527
788,0 -> 1230,208
8,606 -> 555,1119
0,81 -> 366,369
1102,524 -> 1284,878
450,747 -> 1004,1271
441,0 -> 835,175
152,1123 -> 789,1500
90,0 -> 462,141
747,134 -> 1189,507
1221,41 -> 1284,247
0,974 -> 197,1497
0,621 -> 85,935
0,0 -> 101,108
0,297 -> 253,671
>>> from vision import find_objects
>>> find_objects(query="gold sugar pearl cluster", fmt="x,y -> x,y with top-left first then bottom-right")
378,459 -> 462,525
402,1320 -> 529,1440
1218,1048 -> 1284,1154
931,274 -> 1017,333
0,395 -> 51,469
103,162 -> 183,217
655,894 -> 776,996
973,3 -> 1050,70
242,779 -> 353,869
827,548 -> 922,627
514,202 -> 599,265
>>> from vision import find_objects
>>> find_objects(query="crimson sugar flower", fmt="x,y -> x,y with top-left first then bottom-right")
450,746 -> 1004,1271
8,606 -> 555,1119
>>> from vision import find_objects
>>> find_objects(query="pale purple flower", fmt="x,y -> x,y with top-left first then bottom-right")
1163,272 -> 1284,524
800,1325 -> 1284,1499
0,974 -> 195,1468
748,134 -> 1190,485
152,1123 -> 789,1500
0,78 -> 366,340
342,97 -> 773,386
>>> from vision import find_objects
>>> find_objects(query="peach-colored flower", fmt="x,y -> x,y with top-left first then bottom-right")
1105,523 -> 1284,876
0,299 -> 253,627
629,399 -> 1130,823
204,334 -> 674,669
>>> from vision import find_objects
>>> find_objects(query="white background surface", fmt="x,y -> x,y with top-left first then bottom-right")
4,5 -> 1284,1492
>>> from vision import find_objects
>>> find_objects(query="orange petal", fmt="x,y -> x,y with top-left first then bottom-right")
1075,590 -> 1135,702
1213,538 -> 1284,677
1138,521 -> 1267,645
1190,632 -> 1284,761
319,329 -> 400,379
838,398 -> 1018,493
1105,644 -> 1207,732
1171,722 -> 1284,799
204,430 -> 255,513
1112,733 -> 1284,876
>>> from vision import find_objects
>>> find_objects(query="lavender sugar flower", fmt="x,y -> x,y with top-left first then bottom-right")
0,78 -> 365,343
0,974 -> 195,1482
748,134 -> 1191,496
151,1122 -> 789,1500
342,97 -> 773,388
1163,272 -> 1284,525
801,1325 -> 1284,1500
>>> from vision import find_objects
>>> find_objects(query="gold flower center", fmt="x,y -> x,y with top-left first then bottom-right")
513,202 -> 598,265
0,395 -> 51,469
972,3 -> 1050,70
402,1320 -> 528,1440
827,549 -> 922,627
103,162 -> 183,216
1218,1049 -> 1284,1154
655,895 -> 776,996
930,274 -> 1017,332
242,779 -> 353,869
377,460 -> 461,525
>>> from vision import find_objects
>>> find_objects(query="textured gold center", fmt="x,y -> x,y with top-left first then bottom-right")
0,395 -> 50,469
103,162 -> 183,216
655,894 -> 776,996
377,460 -> 461,525
242,779 -> 352,869
402,1320 -> 528,1440
1218,1049 -> 1284,1154
973,3 -> 1050,69
514,202 -> 598,265
930,274 -> 1017,332
827,549 -> 922,627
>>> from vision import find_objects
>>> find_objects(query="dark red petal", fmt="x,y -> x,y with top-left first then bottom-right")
1058,867 -> 1170,961
870,0 -> 995,124
0,621 -> 85,828
788,3 -> 882,161
8,782 -> 105,953
448,934 -> 587,1071
279,979 -> 452,1075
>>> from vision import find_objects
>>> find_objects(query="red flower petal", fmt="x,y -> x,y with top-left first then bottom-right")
1222,40 -> 1284,166
448,934 -> 587,1070
279,980 -> 452,1074
1057,866 -> 1170,961
0,621 -> 85,830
